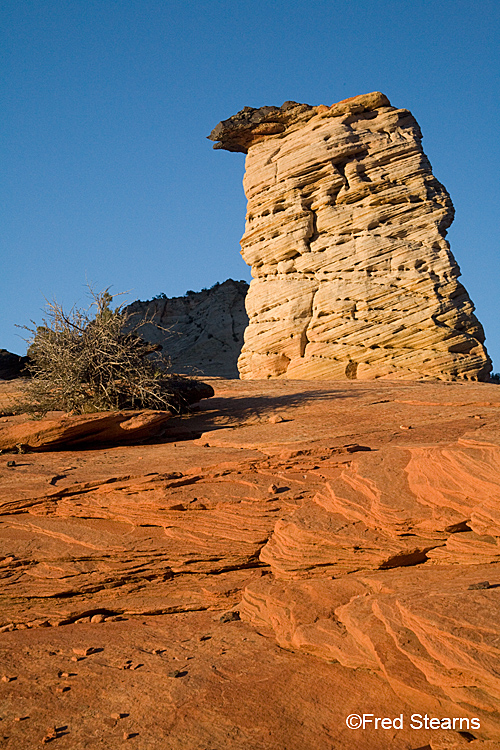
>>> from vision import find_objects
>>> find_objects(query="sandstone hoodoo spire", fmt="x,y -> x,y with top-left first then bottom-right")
209,92 -> 492,381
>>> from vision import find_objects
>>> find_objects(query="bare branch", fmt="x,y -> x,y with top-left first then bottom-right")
17,285 -> 176,417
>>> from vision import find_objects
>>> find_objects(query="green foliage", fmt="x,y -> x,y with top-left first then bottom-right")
19,288 -> 174,416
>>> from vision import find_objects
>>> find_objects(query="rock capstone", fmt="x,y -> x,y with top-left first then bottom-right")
209,92 -> 492,381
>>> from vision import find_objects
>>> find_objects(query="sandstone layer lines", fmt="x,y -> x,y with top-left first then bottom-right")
125,280 -> 249,379
210,92 -> 491,381
240,565 -> 500,735
1,378 -> 500,747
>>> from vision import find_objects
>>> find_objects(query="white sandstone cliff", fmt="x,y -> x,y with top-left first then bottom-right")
125,280 -> 248,379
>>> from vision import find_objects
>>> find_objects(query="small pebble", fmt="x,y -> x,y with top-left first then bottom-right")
55,686 -> 70,694
72,647 -> 93,657
90,614 -> 105,624
219,611 -> 240,623
399,425 -> 412,430
168,669 -> 186,678
123,732 -> 134,740
268,414 -> 284,424
468,581 -> 492,590
1,675 -> 16,682
110,713 -> 122,720
6,461 -> 15,467
199,635 -> 211,642
267,484 -> 279,494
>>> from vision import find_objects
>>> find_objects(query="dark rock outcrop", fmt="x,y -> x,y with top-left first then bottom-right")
0,349 -> 30,380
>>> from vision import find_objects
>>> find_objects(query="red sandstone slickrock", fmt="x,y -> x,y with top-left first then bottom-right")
209,91 -> 491,382
0,377 -> 499,748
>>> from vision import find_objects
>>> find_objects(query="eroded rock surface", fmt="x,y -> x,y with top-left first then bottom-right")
0,410 -> 175,452
0,377 -> 499,748
125,279 -> 249,379
0,379 -> 214,451
210,92 -> 491,382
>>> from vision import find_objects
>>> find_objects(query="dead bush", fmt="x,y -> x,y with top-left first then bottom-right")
18,288 -> 177,416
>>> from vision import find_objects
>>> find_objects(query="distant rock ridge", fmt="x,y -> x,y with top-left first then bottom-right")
0,349 -> 29,380
125,279 -> 249,379
209,91 -> 492,381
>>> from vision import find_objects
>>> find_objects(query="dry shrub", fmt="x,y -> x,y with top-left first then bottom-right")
18,288 -> 176,416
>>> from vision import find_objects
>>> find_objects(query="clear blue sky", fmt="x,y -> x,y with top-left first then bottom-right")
2,0 -> 499,370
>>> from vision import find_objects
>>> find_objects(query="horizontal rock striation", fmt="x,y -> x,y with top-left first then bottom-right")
210,92 -> 492,381
257,435 -> 500,578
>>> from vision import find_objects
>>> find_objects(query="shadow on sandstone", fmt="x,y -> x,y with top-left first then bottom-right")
0,384 -> 377,451
195,387 -> 367,418
0,379 -> 215,452
157,386 -> 369,442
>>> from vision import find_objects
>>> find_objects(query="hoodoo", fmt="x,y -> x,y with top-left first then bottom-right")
209,92 -> 491,381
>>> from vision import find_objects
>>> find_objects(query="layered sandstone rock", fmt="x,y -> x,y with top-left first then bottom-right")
1,377 -> 500,747
0,410 -> 174,451
209,91 -> 492,381
125,279 -> 249,378
0,380 -> 213,450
